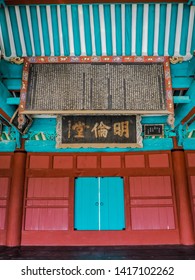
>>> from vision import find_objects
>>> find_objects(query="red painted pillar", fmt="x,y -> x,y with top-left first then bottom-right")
172,150 -> 194,245
6,152 -> 26,247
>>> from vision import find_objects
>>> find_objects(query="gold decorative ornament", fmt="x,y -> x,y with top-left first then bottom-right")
9,57 -> 24,65
169,56 -> 183,64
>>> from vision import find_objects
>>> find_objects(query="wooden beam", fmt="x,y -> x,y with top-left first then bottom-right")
7,97 -> 20,105
0,108 -> 11,122
173,96 -> 190,104
181,107 -> 195,125
4,0 -> 188,5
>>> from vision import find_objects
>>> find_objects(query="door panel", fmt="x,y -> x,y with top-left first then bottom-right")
74,177 -> 125,230
74,177 -> 99,230
100,177 -> 125,230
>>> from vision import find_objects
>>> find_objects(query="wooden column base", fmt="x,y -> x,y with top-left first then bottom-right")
172,149 -> 195,245
6,152 -> 27,247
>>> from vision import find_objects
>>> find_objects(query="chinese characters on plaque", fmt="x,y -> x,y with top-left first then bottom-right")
56,115 -> 143,148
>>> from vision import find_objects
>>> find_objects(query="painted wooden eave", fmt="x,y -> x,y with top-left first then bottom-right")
0,3 -> 194,59
4,1 -> 191,5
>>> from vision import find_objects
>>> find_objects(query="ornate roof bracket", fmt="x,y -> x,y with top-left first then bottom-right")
170,56 -> 184,64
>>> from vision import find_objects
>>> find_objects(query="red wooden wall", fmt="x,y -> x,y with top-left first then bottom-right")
1,151 -> 194,246
21,152 -> 180,246
25,178 -> 69,230
185,151 -> 195,228
0,154 -> 13,245
129,176 -> 175,230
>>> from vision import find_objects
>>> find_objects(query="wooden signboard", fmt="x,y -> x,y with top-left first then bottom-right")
19,56 -> 173,116
56,115 -> 143,148
144,124 -> 164,137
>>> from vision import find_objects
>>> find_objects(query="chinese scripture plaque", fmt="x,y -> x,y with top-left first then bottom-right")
19,56 -> 174,116
56,115 -> 142,148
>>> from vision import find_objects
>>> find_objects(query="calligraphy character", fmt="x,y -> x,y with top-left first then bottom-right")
91,121 -> 111,138
113,121 -> 129,138
72,121 -> 89,138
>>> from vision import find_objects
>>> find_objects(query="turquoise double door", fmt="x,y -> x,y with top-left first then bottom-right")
74,177 -> 125,230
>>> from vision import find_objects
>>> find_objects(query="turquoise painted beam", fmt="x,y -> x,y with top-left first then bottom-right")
25,138 -> 173,153
3,79 -> 21,90
141,116 -> 167,124
170,58 -> 195,77
175,80 -> 195,126
172,77 -> 193,89
173,96 -> 190,104
0,60 -> 23,79
0,81 -> 16,117
6,97 -> 20,105
183,139 -> 195,150
0,141 -> 16,152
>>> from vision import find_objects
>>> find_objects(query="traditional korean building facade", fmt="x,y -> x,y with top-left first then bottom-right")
0,0 -> 195,247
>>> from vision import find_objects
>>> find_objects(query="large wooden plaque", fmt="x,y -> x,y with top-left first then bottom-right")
56,115 -> 142,148
19,56 -> 173,115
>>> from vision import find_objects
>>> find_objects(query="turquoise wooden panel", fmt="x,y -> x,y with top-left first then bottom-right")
136,4 -> 143,56
168,4 -> 178,56
104,5 -> 112,56
19,6 -> 33,56
83,5 -> 92,56
8,6 -> 22,57
100,177 -> 125,230
40,6 -> 51,56
71,5 -> 81,56
0,8 -> 11,57
74,177 -> 99,230
180,4 -> 190,56
60,5 -> 70,55
30,6 -> 41,56
191,14 -> 195,53
51,5 -> 60,56
93,4 -> 102,56
148,4 -> 155,56
158,4 -> 166,56
125,4 -> 131,55
115,4 -> 122,56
